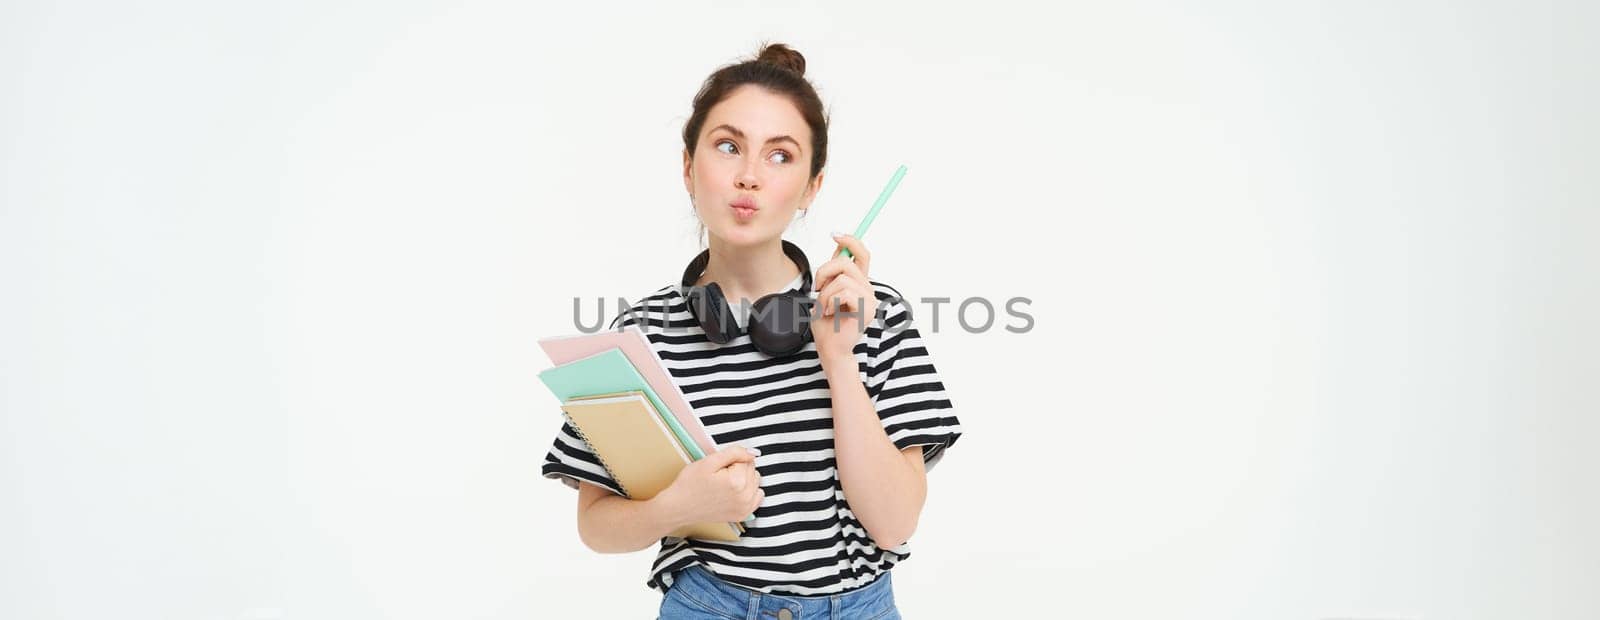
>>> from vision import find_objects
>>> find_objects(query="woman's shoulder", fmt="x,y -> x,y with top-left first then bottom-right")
866,279 -> 911,305
866,278 -> 917,323
603,283 -> 685,332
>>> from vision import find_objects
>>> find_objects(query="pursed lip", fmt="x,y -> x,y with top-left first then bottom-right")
730,195 -> 758,211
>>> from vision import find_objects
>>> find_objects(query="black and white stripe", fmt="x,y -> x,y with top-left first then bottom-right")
542,280 -> 962,596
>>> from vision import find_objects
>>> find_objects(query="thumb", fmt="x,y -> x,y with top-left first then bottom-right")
700,445 -> 758,469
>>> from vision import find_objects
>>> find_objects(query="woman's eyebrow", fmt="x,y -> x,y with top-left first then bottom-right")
709,124 -> 802,152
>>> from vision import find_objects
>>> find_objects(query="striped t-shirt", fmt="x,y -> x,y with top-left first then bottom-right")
541,278 -> 963,596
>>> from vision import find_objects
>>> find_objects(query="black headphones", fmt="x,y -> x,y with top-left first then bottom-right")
680,240 -> 814,357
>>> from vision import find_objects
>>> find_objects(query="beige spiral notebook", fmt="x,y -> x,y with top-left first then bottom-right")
560,391 -> 743,541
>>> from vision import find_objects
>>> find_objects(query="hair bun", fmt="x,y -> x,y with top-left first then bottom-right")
753,42 -> 806,76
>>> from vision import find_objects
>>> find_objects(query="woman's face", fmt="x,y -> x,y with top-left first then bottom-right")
684,84 -> 823,248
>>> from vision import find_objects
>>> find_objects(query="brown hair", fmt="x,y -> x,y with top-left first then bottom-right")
683,42 -> 830,179
685,43 -> 829,247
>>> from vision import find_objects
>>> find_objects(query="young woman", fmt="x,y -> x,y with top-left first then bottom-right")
542,42 -> 962,620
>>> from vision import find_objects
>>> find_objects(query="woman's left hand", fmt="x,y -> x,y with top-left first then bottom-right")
811,233 -> 879,365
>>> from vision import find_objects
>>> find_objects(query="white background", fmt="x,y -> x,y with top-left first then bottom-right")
3,1 -> 1596,618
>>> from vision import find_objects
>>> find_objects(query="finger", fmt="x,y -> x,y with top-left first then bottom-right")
726,462 -> 750,490
747,489 -> 766,512
818,257 -> 869,296
813,255 -> 852,292
820,275 -> 862,314
839,285 -> 872,315
819,276 -> 857,317
815,252 -> 869,290
703,445 -> 756,469
830,233 -> 871,275
833,282 -> 879,327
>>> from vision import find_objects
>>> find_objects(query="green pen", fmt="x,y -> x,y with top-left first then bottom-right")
836,164 -> 908,258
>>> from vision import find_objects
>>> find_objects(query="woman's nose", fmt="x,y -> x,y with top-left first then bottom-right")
736,162 -> 761,190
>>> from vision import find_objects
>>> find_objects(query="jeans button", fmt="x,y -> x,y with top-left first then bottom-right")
776,609 -> 793,620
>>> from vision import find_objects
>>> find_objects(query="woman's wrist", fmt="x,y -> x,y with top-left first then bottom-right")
820,351 -> 861,384
645,487 -> 692,533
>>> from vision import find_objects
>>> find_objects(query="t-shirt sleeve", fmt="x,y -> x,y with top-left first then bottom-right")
866,286 -> 963,472
539,312 -> 632,495
541,419 -> 626,495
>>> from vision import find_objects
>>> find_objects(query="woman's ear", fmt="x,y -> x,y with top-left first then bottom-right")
800,170 -> 825,208
682,150 -> 694,197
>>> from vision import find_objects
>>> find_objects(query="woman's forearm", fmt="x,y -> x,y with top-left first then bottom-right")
575,484 -> 684,553
822,352 -> 927,549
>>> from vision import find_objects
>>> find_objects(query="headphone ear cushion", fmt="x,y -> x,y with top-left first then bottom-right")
695,282 -> 740,344
749,293 -> 812,356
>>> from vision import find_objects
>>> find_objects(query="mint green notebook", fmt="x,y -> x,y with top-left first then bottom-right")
538,348 -> 706,461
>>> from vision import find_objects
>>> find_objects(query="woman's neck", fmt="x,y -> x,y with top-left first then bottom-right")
696,237 -> 801,306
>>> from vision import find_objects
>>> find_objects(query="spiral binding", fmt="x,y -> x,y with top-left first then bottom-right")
561,409 -> 634,499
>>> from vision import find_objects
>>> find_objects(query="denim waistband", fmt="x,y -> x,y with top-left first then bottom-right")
661,564 -> 899,620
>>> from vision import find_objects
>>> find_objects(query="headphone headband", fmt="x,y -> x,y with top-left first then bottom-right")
680,239 -> 815,356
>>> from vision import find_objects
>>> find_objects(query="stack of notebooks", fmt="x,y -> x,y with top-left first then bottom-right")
537,326 -> 747,541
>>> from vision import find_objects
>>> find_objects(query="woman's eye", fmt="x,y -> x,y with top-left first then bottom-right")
768,150 -> 792,164
715,140 -> 738,155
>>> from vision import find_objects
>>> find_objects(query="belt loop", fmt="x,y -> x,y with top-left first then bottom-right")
746,591 -> 760,620
830,594 -> 842,618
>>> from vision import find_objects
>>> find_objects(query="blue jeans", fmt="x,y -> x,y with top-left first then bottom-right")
658,564 -> 901,620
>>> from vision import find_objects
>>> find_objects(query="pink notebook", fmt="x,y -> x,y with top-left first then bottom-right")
538,326 -> 718,457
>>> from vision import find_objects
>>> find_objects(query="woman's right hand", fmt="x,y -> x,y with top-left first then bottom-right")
656,445 -> 764,525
